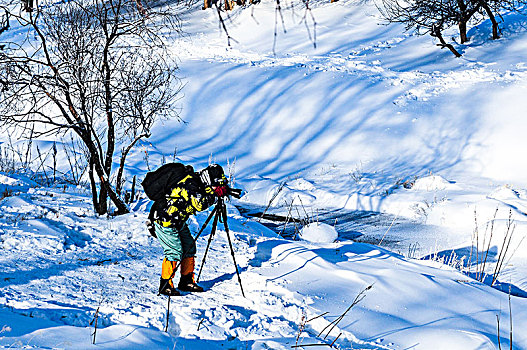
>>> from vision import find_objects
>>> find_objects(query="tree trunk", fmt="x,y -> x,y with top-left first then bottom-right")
102,37 -> 115,178
98,182 -> 108,215
104,177 -> 129,214
82,131 -> 128,215
89,157 -> 101,214
456,0 -> 469,43
458,21 -> 468,44
433,27 -> 462,57
481,2 -> 499,39
131,175 -> 136,203
115,133 -> 148,196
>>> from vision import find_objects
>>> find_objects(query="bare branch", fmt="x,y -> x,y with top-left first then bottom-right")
0,0 -> 181,215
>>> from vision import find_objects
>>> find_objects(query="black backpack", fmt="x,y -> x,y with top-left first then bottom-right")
141,163 -> 195,201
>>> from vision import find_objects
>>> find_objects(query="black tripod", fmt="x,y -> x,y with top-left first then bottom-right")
157,188 -> 244,297
196,196 -> 245,298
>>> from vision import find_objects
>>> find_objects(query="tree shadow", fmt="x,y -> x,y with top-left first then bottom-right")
137,53 -> 485,218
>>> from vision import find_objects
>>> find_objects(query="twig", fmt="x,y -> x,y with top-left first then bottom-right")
298,195 -> 310,224
497,314 -> 502,350
280,199 -> 295,236
90,294 -> 105,345
295,311 -> 307,346
306,312 -> 328,323
330,333 -> 342,347
476,209 -> 480,281
480,208 -> 498,279
318,284 -> 372,339
503,234 -> 526,274
378,213 -> 398,246
90,306 -> 100,345
492,210 -> 516,285
52,141 -> 57,183
35,145 -> 50,185
292,218 -> 301,240
258,181 -> 286,222
172,146 -> 178,162
294,204 -> 304,225
62,137 -> 78,185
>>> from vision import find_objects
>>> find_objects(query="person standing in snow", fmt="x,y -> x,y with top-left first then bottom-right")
147,164 -> 229,296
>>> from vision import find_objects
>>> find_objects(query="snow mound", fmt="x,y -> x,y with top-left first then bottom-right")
0,173 -> 24,186
0,195 -> 33,208
241,179 -> 316,207
412,175 -> 457,191
488,185 -> 520,201
487,185 -> 527,215
0,172 -> 36,195
299,222 -> 338,243
287,178 -> 316,191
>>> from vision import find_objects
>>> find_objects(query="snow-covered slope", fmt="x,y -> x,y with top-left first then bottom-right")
131,0 -> 527,281
1,187 -> 526,349
142,0 -> 527,187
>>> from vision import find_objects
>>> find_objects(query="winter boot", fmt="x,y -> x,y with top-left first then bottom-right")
159,278 -> 181,296
159,258 -> 180,296
178,273 -> 204,292
178,257 -> 204,292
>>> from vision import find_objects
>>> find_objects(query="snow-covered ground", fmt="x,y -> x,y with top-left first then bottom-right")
2,0 -> 527,348
1,181 -> 526,349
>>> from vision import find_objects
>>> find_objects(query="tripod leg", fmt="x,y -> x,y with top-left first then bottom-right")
195,206 -> 218,240
196,209 -> 220,282
220,200 -> 246,298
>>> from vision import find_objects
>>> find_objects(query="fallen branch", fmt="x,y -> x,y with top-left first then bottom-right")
258,181 -> 286,222
318,284 -> 373,339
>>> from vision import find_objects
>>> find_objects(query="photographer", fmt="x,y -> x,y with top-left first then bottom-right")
148,164 -> 229,296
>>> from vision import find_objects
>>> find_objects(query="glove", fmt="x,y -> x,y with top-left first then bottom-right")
213,186 -> 228,197
146,220 -> 157,238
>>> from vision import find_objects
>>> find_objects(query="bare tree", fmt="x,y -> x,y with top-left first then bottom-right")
456,0 -> 481,43
0,0 -> 182,215
478,0 -> 500,39
475,0 -> 526,40
377,0 -> 464,56
378,0 -> 527,56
